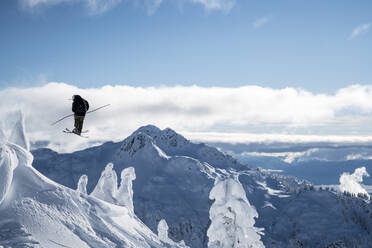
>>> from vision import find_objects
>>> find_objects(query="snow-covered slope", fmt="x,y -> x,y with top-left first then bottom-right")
31,125 -> 372,248
0,118 -> 187,248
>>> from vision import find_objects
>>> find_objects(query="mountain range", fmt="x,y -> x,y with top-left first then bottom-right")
28,124 -> 372,247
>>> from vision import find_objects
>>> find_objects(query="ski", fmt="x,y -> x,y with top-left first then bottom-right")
51,104 -> 110,126
64,128 -> 89,133
63,128 -> 89,138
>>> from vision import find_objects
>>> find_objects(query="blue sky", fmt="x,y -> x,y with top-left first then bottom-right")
0,0 -> 371,93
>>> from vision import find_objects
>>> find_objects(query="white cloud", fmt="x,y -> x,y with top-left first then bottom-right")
144,0 -> 163,15
349,23 -> 371,40
191,0 -> 235,11
20,0 -> 122,14
346,153 -> 372,160
339,167 -> 370,198
21,0 -> 67,8
238,149 -> 319,164
85,0 -> 122,14
184,132 -> 372,145
19,0 -> 235,14
3,83 -> 372,152
253,16 -> 272,29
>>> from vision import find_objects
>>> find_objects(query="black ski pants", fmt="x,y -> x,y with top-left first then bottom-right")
74,115 -> 85,133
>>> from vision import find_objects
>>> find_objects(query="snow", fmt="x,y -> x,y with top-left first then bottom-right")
0,144 -> 18,205
0,113 -> 29,205
91,163 -> 118,203
8,112 -> 29,151
158,219 -> 170,242
0,117 -> 188,248
339,166 -> 370,199
157,219 -> 188,247
207,176 -> 265,248
0,128 -> 6,144
77,174 -> 88,194
91,163 -> 138,211
116,166 -> 136,211
30,124 -> 372,248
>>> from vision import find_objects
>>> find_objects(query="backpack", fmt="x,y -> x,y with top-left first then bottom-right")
74,98 -> 89,114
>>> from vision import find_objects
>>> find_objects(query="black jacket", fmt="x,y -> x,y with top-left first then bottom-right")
72,95 -> 89,116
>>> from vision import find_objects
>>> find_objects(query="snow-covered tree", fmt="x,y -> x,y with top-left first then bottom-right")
207,176 -> 264,248
77,174 -> 88,194
91,163 -> 118,203
158,219 -> 170,242
91,163 -> 138,211
116,167 -> 136,211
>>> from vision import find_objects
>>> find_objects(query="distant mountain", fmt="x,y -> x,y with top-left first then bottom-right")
230,152 -> 372,185
31,125 -> 372,248
212,141 -> 372,185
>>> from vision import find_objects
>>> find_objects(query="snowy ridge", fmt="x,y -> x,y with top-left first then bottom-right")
0,116 -> 188,248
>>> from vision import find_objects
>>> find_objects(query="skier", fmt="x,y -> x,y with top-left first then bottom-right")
72,95 -> 89,135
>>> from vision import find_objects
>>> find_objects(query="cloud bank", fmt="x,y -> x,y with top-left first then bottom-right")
339,167 -> 370,198
2,83 -> 372,152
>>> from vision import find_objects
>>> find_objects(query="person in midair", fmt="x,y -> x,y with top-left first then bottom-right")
72,95 -> 89,135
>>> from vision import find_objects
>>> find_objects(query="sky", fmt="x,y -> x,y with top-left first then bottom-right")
0,0 -> 371,92
0,0 -> 372,153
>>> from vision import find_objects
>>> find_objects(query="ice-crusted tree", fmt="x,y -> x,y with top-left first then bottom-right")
91,163 -> 118,203
91,163 -> 137,211
157,219 -> 189,248
77,174 -> 88,194
158,219 -> 170,242
339,167 -> 370,199
116,167 -> 136,211
207,176 -> 264,248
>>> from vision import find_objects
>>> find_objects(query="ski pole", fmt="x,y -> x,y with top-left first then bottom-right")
51,104 -> 111,126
